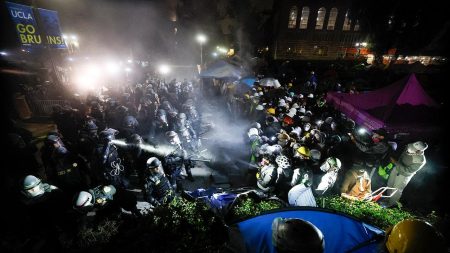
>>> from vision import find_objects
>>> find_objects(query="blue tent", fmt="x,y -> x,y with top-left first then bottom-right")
200,60 -> 243,79
231,207 -> 385,253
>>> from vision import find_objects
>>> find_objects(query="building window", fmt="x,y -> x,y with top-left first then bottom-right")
313,45 -> 328,56
315,7 -> 326,30
288,6 -> 298,28
343,10 -> 351,31
354,20 -> 360,31
300,7 -> 310,29
327,7 -> 338,30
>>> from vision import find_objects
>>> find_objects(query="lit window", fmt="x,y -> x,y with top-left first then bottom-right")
288,6 -> 298,28
354,20 -> 360,31
313,46 -> 328,56
327,8 -> 338,30
300,7 -> 310,29
315,7 -> 326,30
343,10 -> 351,31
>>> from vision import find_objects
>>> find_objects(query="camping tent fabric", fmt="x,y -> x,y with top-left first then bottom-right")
200,60 -> 243,79
233,208 -> 384,253
326,74 -> 439,134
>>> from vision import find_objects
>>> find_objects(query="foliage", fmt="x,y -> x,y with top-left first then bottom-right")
106,197 -> 227,253
77,218 -> 121,248
317,195 -> 415,230
231,197 -> 284,220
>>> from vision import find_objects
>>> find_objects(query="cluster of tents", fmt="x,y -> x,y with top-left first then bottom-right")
326,74 -> 440,138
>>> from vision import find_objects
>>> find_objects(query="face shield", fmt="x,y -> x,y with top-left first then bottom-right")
24,184 -> 45,198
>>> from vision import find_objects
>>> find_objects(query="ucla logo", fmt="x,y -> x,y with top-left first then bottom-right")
10,10 -> 33,20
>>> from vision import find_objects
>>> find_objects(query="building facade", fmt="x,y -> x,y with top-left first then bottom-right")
272,0 -> 367,60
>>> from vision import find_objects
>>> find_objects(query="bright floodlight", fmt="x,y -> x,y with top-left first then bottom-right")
73,63 -> 100,91
125,67 -> 132,72
127,59 -> 132,63
62,34 -> 68,39
71,35 -> 77,41
0,51 -> 7,56
158,64 -> 171,75
196,34 -> 207,44
361,42 -> 368,47
106,61 -> 120,74
212,52 -> 218,57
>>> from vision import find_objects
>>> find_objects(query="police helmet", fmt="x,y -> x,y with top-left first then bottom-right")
146,157 -> 161,169
272,217 -> 324,253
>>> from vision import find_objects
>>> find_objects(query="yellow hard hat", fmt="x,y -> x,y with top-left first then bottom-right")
288,82 -> 293,87
267,108 -> 276,115
257,87 -> 263,91
386,219 -> 446,253
297,146 -> 310,157
244,94 -> 250,99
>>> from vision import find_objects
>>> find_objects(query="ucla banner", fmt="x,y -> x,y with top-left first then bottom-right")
5,1 -> 42,47
37,8 -> 66,48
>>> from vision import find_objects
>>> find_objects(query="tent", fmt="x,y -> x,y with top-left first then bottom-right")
199,60 -> 244,79
231,207 -> 384,253
326,74 -> 440,136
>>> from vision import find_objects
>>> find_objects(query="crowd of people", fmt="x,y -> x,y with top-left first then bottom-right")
225,77 -> 429,209
4,68 -> 443,252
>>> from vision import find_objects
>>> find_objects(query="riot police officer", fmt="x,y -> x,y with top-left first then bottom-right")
143,157 -> 174,206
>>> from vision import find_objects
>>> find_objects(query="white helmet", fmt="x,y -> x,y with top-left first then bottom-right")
74,191 -> 94,208
307,93 -> 314,98
319,157 -> 342,172
248,128 -> 259,138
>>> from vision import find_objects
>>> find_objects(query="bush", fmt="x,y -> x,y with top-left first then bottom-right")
230,197 -> 284,221
317,195 -> 415,230
78,218 -> 121,248
107,197 -> 227,252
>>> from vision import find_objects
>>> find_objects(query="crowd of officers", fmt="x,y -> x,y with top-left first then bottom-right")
5,76 -> 210,248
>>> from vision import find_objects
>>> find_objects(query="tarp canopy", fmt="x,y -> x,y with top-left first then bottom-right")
233,208 -> 384,253
326,74 -> 440,135
199,60 -> 244,79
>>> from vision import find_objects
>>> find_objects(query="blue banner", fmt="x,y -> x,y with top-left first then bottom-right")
5,1 -> 42,47
37,8 -> 66,49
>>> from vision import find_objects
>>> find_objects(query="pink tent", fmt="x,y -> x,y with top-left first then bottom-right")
326,74 -> 440,136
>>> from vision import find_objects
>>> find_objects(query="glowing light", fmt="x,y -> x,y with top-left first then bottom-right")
105,61 -> 120,74
67,57 -> 74,61
125,67 -> 132,72
127,59 -> 132,63
212,52 -> 218,57
0,51 -> 7,56
196,34 -> 207,44
62,34 -> 67,39
73,63 -> 101,91
357,128 -> 367,135
71,35 -> 77,41
158,64 -> 171,75
361,42 -> 368,47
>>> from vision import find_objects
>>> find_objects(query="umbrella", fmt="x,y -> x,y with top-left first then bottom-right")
239,77 -> 257,88
259,78 -> 281,88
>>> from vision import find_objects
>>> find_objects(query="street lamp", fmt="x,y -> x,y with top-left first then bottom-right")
196,34 -> 207,65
